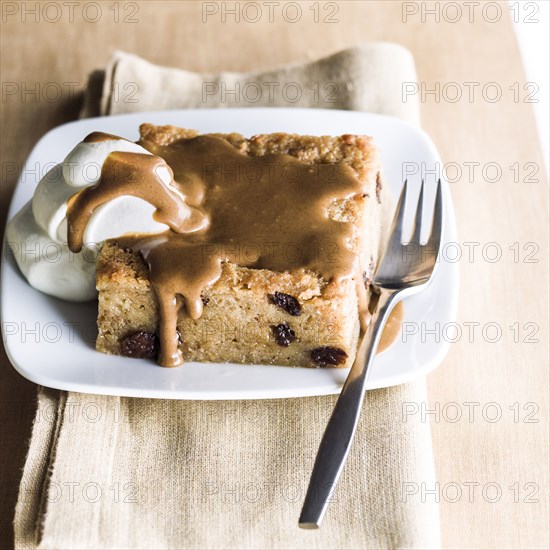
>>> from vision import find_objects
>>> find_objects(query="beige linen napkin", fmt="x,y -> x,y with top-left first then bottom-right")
15,46 -> 439,549
81,45 -> 419,124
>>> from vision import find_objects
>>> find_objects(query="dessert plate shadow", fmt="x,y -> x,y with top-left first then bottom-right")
1,108 -> 458,400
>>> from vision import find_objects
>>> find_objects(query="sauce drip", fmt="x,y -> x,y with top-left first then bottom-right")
66,151 -> 206,253
67,133 -> 401,367
378,301 -> 404,353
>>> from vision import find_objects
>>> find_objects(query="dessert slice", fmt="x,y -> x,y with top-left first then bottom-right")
94,123 -> 391,368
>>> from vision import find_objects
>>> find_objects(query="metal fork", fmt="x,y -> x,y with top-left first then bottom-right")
299,179 -> 443,529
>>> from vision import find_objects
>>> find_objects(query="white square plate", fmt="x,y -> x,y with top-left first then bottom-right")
1,108 -> 458,399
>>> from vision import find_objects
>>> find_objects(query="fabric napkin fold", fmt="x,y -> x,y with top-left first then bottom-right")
81,45 -> 419,124
15,45 -> 439,549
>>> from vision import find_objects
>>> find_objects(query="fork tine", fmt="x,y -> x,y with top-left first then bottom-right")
387,180 -> 408,247
411,180 -> 424,244
427,179 -> 443,252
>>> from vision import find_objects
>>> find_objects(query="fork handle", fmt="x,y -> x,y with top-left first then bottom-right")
299,288 -> 398,529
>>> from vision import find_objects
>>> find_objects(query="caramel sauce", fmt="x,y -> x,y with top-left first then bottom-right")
378,301 -> 404,353
67,133 -> 402,367
66,152 -> 205,253
83,131 -> 124,143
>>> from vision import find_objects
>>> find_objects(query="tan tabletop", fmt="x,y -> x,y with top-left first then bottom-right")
1,1 -> 548,548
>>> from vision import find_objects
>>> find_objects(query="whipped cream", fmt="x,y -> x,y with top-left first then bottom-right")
7,135 -> 181,301
32,163 -> 75,242
6,202 -> 98,301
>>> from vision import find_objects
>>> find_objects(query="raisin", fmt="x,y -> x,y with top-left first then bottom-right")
268,292 -> 301,316
202,296 -> 210,306
121,331 -> 159,359
311,346 -> 348,366
376,172 -> 382,204
271,323 -> 296,347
